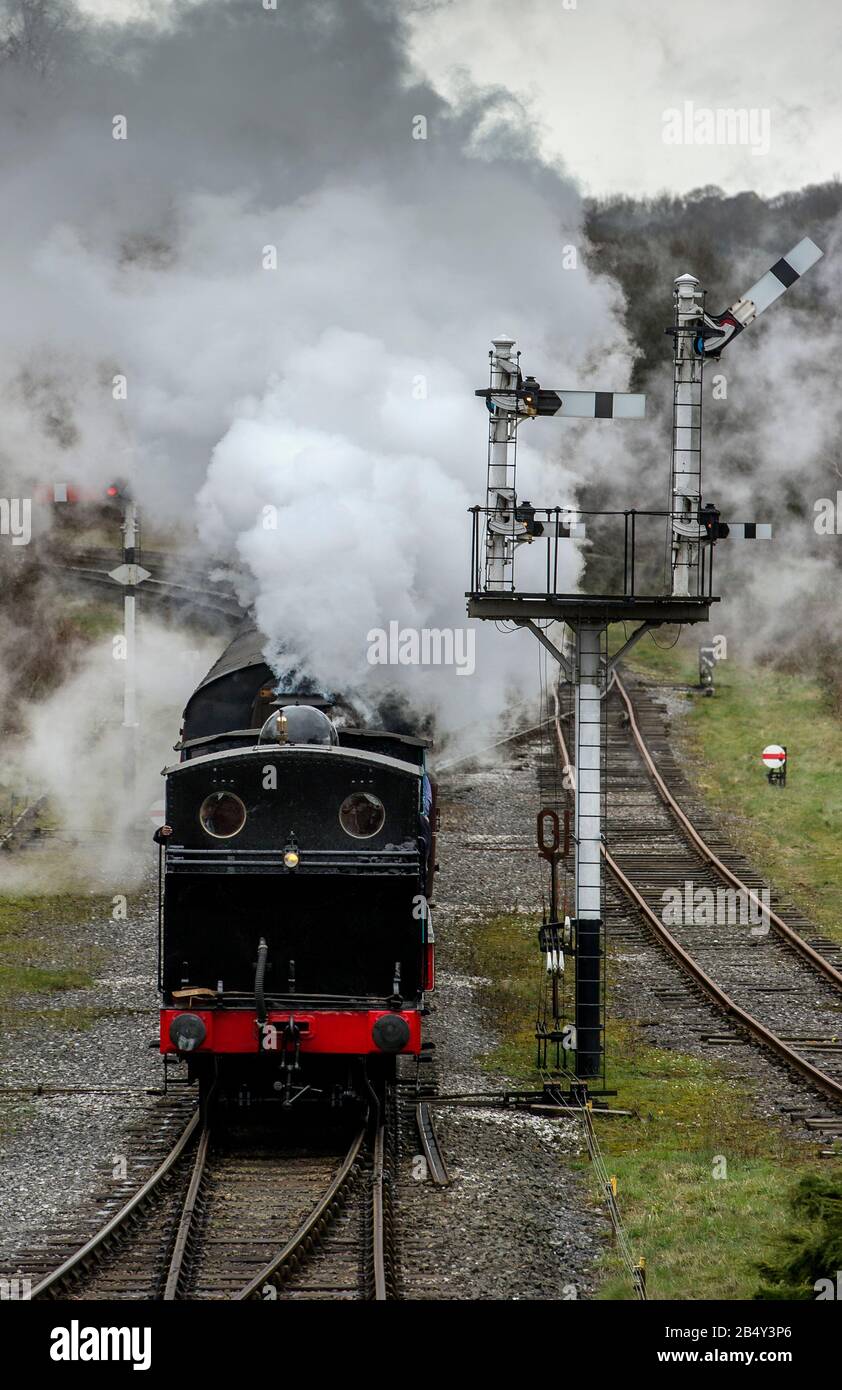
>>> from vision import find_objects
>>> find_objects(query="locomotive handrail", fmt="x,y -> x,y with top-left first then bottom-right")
164,846 -> 421,875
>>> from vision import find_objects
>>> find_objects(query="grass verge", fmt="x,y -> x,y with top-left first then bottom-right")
461,909 -> 842,1300
0,892 -> 107,1003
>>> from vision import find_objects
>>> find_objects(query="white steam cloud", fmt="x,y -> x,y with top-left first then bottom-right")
1,0 -> 643,741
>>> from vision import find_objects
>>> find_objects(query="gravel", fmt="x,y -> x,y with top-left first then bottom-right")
0,847 -> 168,1277
395,734 -> 610,1300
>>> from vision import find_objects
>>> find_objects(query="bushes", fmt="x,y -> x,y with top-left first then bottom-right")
754,1175 -> 842,1300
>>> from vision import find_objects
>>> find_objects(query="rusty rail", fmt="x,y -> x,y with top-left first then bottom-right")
613,672 -> 842,992
371,1122 -> 389,1301
163,1122 -> 211,1300
236,1123 -> 368,1300
31,1108 -> 201,1299
553,690 -> 842,1108
415,1102 -> 451,1186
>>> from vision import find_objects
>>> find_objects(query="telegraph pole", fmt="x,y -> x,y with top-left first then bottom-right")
109,490 -> 150,798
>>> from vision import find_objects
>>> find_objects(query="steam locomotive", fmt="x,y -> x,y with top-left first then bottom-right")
157,624 -> 436,1105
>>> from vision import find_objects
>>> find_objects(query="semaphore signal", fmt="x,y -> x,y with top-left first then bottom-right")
466,231 -> 824,1094
668,238 -> 823,597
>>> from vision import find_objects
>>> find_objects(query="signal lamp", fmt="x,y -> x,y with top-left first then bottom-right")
698,502 -> 730,541
520,375 -> 540,414
105,479 -> 132,501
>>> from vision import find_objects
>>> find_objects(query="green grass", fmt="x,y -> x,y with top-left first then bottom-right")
0,891 -> 104,943
459,909 -> 841,1300
64,599 -> 121,641
0,965 -> 92,996
0,891 -> 107,1002
0,1003 -> 147,1032
593,1024 -> 838,1300
754,1174 -> 842,1299
618,628 -> 842,943
0,891 -> 114,1137
625,637 -> 697,683
457,909 -> 543,1077
609,622 -> 694,682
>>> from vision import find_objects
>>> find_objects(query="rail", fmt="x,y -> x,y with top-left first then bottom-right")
31,1108 -> 201,1299
553,691 -> 842,1108
236,1122 -> 369,1300
613,672 -> 842,992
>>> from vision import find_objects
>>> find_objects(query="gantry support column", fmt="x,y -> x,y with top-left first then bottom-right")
574,623 -> 604,1078
485,336 -> 518,590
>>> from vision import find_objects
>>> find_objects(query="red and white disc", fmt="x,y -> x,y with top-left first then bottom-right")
762,744 -> 786,768
148,800 -> 166,827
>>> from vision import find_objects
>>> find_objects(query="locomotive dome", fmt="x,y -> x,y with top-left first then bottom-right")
258,704 -> 339,747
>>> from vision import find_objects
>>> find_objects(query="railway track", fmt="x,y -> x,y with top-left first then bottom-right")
0,795 -> 47,850
31,1104 -> 398,1301
554,672 -> 842,1125
612,673 -> 842,990
50,547 -> 244,621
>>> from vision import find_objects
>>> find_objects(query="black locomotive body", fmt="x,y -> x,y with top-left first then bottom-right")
158,625 -> 435,1103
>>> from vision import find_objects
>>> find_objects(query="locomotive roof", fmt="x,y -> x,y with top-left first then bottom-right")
176,726 -> 429,753
191,623 -> 270,694
190,623 -> 335,709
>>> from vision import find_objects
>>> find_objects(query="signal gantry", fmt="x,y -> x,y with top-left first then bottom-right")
467,234 -> 824,1089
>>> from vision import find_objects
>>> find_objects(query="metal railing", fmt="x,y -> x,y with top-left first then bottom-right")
468,505 -> 716,602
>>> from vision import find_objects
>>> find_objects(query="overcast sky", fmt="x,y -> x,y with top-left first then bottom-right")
404,0 -> 842,199
75,0 -> 842,199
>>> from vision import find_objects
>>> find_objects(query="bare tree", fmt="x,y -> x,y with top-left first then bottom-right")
0,0 -> 76,78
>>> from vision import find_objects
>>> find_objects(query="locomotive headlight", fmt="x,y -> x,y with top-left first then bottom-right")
168,1012 -> 207,1052
283,846 -> 300,869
